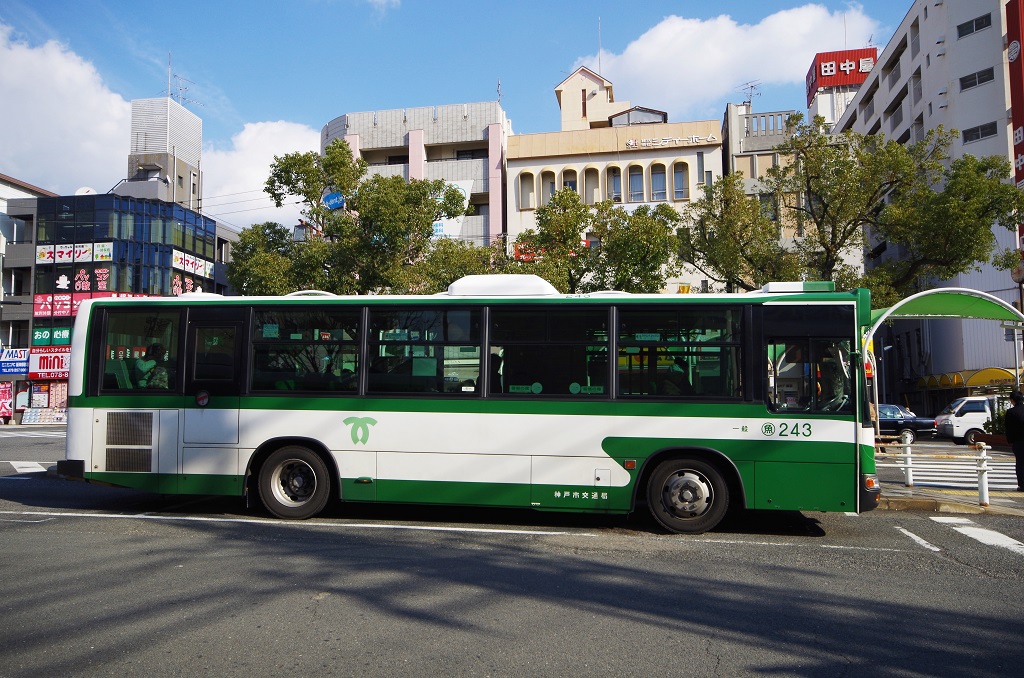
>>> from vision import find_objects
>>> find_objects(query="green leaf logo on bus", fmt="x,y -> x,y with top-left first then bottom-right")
344,417 -> 377,445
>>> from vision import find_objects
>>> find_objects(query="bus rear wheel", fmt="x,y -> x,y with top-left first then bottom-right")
647,458 -> 729,534
258,446 -> 331,519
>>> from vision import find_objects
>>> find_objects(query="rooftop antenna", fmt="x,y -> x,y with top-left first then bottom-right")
597,17 -> 602,74
165,52 -> 204,109
738,80 -> 761,110
497,79 -> 502,104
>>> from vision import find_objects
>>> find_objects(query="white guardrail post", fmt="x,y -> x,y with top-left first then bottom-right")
875,439 -> 994,506
976,443 -> 990,507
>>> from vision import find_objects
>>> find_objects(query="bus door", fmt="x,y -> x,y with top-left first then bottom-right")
762,304 -> 858,510
181,307 -> 246,491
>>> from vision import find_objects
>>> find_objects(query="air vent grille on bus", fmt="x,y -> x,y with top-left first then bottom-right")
105,411 -> 154,473
106,448 -> 152,473
106,411 -> 153,446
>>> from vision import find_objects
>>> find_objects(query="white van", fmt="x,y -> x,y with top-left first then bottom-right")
934,395 -> 1004,445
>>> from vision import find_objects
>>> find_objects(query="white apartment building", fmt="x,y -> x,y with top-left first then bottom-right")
321,102 -> 511,245
835,0 -> 1018,412
506,68 -> 722,290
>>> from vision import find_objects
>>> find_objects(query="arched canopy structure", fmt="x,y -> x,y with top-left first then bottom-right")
864,287 -> 1024,348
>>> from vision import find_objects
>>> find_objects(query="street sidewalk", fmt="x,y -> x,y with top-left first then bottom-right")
876,448 -> 1024,516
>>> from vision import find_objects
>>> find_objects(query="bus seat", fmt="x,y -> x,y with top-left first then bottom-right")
104,360 -> 134,389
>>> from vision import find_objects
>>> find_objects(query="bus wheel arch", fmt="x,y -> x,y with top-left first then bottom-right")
638,448 -> 742,534
250,439 -> 336,520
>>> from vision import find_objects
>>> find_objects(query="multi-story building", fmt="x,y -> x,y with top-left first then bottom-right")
321,102 -> 511,245
806,48 -> 878,129
0,97 -> 232,423
114,97 -> 203,210
835,0 -> 1018,413
506,67 -> 722,290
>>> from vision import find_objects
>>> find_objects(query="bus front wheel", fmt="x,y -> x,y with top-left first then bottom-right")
258,446 -> 331,519
647,458 -> 729,534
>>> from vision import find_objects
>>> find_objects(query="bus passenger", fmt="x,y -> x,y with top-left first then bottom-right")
134,344 -> 164,387
660,358 -> 695,396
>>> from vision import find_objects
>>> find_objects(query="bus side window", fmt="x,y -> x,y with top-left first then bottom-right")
100,309 -> 180,393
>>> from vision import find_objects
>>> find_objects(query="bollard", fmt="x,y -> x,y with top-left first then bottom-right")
976,443 -> 990,507
904,442 -> 914,487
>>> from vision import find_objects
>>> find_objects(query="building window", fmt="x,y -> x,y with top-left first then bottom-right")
540,171 -> 556,205
962,121 -> 998,144
673,162 -> 690,201
628,166 -> 644,202
957,13 -> 991,39
519,172 -> 535,210
562,169 -> 578,192
959,67 -> 995,92
607,167 -> 622,202
583,168 -> 600,204
696,152 -> 705,183
651,164 -> 666,201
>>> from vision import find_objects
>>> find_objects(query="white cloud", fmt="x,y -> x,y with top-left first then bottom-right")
201,121 -> 320,233
0,23 -> 129,194
0,21 -> 315,234
576,4 -> 879,120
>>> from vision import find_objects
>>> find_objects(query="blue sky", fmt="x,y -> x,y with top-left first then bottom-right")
0,1 -> 910,231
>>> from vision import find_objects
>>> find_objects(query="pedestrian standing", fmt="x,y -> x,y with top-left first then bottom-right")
1003,390 -> 1024,492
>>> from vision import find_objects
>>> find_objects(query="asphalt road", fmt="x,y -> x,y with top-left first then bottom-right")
1,428 -> 1022,677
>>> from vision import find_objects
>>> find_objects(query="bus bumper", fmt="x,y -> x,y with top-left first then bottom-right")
56,459 -> 85,480
860,473 -> 881,512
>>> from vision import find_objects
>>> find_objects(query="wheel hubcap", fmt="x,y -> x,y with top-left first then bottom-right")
273,460 -> 316,507
663,471 -> 712,517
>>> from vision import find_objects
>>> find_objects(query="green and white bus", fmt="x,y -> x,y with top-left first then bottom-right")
60,274 -> 880,534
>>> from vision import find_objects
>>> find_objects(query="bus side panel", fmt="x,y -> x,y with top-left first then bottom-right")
530,455 -> 634,511
337,450 -> 377,502
752,461 -> 856,511
180,447 -> 245,496
374,451 -> 532,506
65,406 -> 94,474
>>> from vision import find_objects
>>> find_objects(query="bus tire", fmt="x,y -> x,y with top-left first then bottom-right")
258,445 -> 331,519
647,458 -> 729,534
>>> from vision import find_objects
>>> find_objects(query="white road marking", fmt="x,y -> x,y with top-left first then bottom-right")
932,517 -> 1024,556
8,462 -> 46,473
894,526 -> 941,552
0,429 -> 66,438
0,510 -> 594,536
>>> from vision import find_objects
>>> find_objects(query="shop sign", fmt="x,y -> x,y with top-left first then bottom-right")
805,48 -> 877,107
28,346 -> 71,380
32,328 -> 71,346
0,348 -> 29,375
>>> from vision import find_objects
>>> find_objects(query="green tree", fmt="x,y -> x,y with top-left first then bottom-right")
759,115 -> 1024,303
513,188 -> 596,293
761,114 -> 932,285
864,153 -> 1024,306
225,222 -> 295,295
586,202 -> 680,293
260,139 -> 469,295
679,172 -> 802,291
395,238 -> 512,294
264,138 -> 367,237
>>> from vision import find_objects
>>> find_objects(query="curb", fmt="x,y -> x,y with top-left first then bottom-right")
878,494 -> 1024,516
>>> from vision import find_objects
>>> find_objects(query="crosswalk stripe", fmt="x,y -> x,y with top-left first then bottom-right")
932,517 -> 1024,556
0,430 -> 66,438
6,462 -> 47,473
